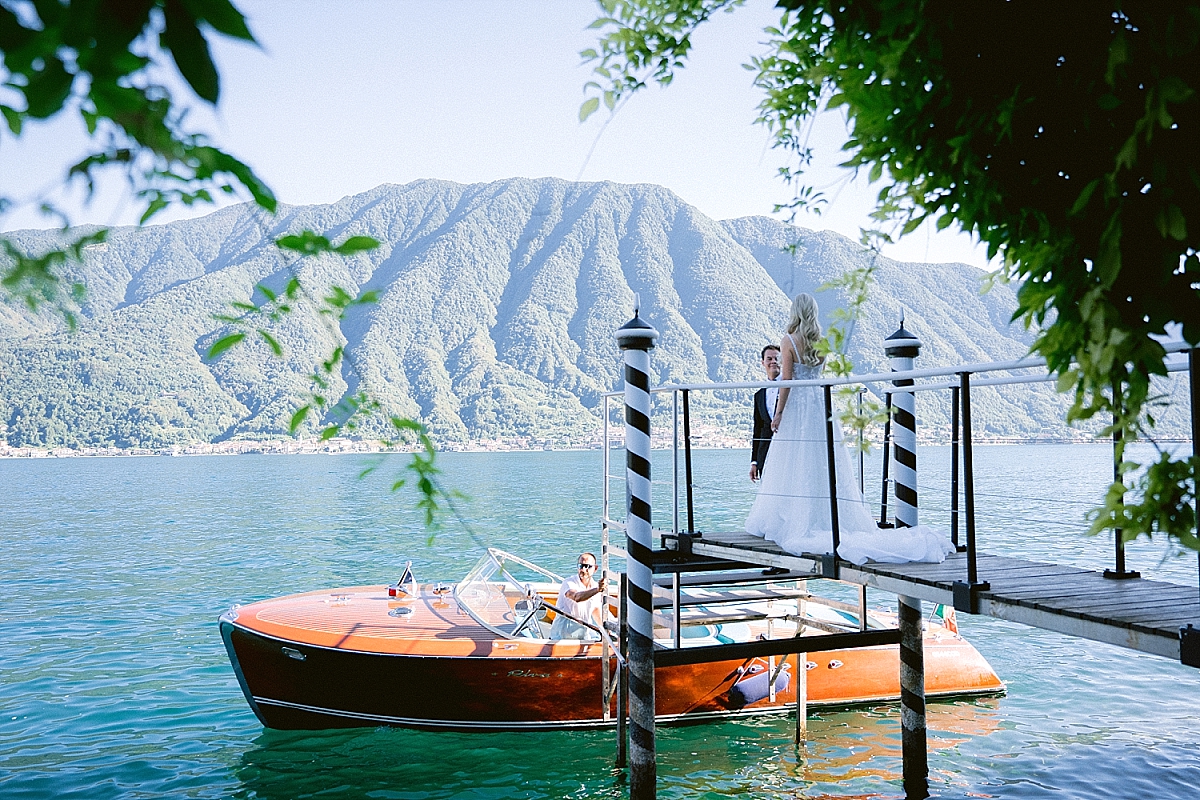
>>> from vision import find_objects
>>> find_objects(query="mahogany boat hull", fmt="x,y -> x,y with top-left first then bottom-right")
220,585 -> 1004,731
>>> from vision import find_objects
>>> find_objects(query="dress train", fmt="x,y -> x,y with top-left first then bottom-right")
745,370 -> 954,565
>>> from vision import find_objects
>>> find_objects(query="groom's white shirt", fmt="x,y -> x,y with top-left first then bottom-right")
766,380 -> 779,421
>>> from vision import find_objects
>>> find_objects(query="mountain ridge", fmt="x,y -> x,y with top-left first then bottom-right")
1,177 -> 1179,449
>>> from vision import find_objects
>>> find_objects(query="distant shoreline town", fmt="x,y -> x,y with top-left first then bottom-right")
0,430 -> 1152,459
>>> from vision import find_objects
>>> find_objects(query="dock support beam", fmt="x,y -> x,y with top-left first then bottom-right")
617,573 -> 629,768
898,595 -> 929,799
616,303 -> 659,800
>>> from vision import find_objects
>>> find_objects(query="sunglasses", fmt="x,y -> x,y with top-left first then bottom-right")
578,562 -> 596,569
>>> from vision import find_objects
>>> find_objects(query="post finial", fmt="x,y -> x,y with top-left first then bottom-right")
885,313 -> 922,358
616,295 -> 659,351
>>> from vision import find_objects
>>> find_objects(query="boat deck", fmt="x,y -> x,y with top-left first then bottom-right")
661,530 -> 1200,664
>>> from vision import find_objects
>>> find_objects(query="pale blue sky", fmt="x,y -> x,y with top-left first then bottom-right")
1,0 -> 989,268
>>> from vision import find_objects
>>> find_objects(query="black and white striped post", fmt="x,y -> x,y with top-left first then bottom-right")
898,594 -> 929,798
886,319 -> 929,797
615,301 -> 659,800
885,317 -> 922,527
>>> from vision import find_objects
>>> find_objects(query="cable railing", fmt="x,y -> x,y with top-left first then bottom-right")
600,342 -> 1200,604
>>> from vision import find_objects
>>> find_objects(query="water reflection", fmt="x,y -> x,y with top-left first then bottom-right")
232,698 -> 1002,799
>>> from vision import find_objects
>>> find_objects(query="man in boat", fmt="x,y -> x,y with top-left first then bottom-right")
750,344 -> 781,482
548,553 -> 606,640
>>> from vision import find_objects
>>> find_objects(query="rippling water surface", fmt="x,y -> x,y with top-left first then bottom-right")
2,445 -> 1199,799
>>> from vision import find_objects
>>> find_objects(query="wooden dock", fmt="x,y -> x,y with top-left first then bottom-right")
660,530 -> 1200,665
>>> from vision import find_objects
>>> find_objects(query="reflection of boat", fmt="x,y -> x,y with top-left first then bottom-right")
220,548 -> 1004,731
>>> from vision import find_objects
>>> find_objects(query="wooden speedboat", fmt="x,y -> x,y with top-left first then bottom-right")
220,548 -> 1004,730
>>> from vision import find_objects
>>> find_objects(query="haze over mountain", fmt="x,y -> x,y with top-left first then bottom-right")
1,178 -> 1183,450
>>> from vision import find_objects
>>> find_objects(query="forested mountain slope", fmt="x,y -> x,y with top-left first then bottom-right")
2,178 -> 1178,449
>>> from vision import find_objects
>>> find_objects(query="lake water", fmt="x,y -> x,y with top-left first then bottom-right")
3,445 -> 1199,799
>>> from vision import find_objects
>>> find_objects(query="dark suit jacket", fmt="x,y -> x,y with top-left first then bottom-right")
752,387 -> 774,470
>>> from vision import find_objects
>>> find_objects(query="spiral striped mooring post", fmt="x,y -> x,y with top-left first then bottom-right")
898,594 -> 929,796
884,317 -> 922,528
615,301 -> 659,799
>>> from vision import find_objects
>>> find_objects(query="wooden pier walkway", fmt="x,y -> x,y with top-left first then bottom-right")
660,530 -> 1200,666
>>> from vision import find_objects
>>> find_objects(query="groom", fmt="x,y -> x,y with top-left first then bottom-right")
749,344 -> 781,482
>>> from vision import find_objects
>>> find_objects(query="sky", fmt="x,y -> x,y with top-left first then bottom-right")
1,0 -> 991,269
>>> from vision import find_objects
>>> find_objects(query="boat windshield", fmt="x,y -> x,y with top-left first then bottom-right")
453,548 -> 565,640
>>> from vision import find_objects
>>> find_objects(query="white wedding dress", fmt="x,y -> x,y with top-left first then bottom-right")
745,350 -> 955,565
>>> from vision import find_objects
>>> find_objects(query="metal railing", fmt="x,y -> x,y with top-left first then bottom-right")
599,341 -> 1199,609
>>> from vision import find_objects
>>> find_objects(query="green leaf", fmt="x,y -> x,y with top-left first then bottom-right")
258,329 -> 282,356
181,0 -> 256,41
207,332 -> 245,358
580,96 -> 600,122
24,56 -> 73,118
288,405 -> 311,433
1163,205 -> 1187,241
163,1 -> 220,103
320,425 -> 340,441
139,196 -> 170,224
1,105 -> 21,135
1069,179 -> 1100,216
333,235 -> 380,255
276,231 -> 331,255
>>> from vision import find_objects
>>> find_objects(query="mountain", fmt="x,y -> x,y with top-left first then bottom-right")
0,178 -> 1184,449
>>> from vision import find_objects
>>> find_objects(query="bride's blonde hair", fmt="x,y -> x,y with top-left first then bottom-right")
786,293 -> 824,367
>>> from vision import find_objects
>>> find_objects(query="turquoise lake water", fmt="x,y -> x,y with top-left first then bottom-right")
2,445 -> 1199,799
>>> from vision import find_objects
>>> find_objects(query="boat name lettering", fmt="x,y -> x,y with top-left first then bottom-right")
507,669 -> 562,678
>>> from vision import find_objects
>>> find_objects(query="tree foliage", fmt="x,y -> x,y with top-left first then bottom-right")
1,0 -> 449,525
0,0 -> 276,312
586,0 -> 1200,550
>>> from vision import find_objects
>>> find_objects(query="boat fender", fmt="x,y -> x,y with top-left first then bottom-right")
729,664 -> 791,708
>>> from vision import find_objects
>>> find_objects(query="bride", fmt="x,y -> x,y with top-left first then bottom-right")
744,294 -> 955,565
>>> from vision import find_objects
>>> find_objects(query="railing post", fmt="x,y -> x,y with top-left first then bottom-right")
683,389 -> 695,535
823,384 -> 841,578
1187,350 -> 1200,668
672,571 -> 681,650
950,385 -> 962,550
953,371 -> 990,613
880,392 -> 893,527
615,304 -> 659,800
1104,380 -> 1139,579
795,582 -> 808,745
603,394 -> 609,540
672,390 -> 679,540
885,317 -> 922,527
1192,349 -> 1200,595
857,388 -> 865,493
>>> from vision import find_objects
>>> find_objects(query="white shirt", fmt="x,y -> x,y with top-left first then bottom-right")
766,382 -> 779,420
549,575 -> 602,640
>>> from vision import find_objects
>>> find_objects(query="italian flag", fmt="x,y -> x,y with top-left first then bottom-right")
932,604 -> 958,634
